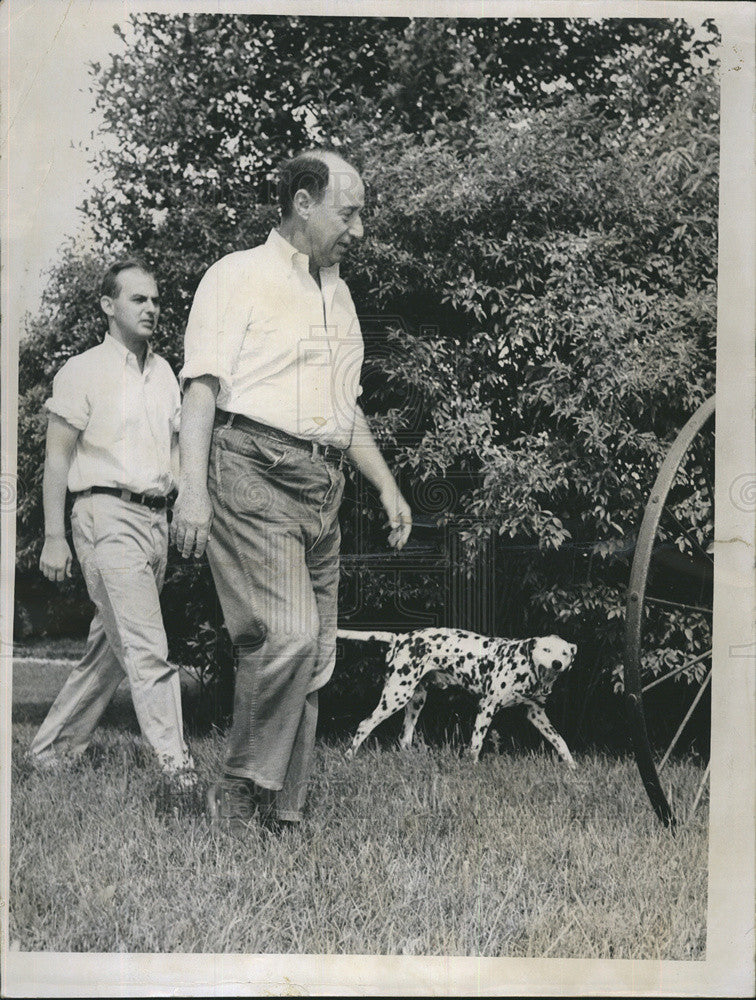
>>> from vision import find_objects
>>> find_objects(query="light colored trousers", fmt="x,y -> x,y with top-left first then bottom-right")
206,418 -> 344,822
30,492 -> 192,773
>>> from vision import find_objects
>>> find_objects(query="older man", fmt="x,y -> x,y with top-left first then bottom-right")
173,150 -> 411,830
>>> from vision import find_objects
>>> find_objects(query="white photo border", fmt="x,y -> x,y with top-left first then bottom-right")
1,1 -> 753,995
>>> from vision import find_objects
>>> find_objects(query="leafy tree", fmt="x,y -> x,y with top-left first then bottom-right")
16,14 -> 719,743
344,76 -> 717,735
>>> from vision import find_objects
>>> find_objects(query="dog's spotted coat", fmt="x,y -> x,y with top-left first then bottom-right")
338,628 -> 577,766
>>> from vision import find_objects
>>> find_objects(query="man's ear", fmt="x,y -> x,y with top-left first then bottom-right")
292,187 -> 313,220
100,295 -> 114,318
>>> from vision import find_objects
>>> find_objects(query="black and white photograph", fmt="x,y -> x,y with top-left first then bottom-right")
1,0 -> 753,995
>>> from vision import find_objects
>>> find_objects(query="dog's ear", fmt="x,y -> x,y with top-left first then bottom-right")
524,637 -> 545,680
528,638 -> 553,686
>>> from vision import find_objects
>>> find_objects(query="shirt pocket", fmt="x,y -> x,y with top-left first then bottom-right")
85,392 -> 126,448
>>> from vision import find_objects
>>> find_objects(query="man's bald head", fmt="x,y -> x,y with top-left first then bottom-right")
277,150 -> 360,220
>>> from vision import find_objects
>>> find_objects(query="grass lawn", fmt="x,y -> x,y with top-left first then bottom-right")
9,656 -> 708,957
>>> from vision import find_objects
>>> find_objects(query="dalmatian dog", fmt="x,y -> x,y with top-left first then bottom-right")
338,628 -> 577,767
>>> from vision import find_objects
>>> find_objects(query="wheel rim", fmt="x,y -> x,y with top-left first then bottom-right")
624,395 -> 715,829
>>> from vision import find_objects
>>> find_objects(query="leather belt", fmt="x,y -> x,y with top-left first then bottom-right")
216,410 -> 346,466
75,486 -> 169,510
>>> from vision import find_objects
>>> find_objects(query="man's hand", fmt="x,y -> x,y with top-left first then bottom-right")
40,536 -> 73,582
171,483 -> 214,559
379,484 -> 412,551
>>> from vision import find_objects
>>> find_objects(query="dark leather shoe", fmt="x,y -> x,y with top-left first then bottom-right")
207,776 -> 278,834
206,777 -> 257,834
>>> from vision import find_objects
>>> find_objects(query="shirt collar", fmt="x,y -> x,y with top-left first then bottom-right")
103,333 -> 155,369
266,228 -> 340,282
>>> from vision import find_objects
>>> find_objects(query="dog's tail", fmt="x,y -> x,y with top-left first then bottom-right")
337,628 -> 397,644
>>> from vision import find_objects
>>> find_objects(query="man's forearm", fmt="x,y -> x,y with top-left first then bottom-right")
42,416 -> 79,538
42,455 -> 70,538
178,376 -> 219,489
346,407 -> 397,493
347,407 -> 412,551
172,376 -> 219,558
170,435 -> 180,486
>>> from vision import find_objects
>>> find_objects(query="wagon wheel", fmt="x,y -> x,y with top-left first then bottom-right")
624,394 -> 715,830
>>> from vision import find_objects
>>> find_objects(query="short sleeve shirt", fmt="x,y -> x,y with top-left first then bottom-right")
179,229 -> 365,450
46,334 -> 181,495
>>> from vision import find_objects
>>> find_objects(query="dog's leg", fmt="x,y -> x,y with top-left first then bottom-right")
467,697 -> 499,762
525,704 -> 576,768
348,664 -> 420,757
399,684 -> 427,749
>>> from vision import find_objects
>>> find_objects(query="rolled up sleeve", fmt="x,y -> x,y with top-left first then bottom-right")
45,358 -> 90,431
179,258 -> 251,398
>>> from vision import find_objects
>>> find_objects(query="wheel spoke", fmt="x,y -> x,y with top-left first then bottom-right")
658,669 -> 712,773
644,595 -> 712,615
688,761 -> 711,821
642,648 -> 712,692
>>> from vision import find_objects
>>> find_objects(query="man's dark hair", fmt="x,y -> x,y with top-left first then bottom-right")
277,153 -> 332,219
100,257 -> 155,299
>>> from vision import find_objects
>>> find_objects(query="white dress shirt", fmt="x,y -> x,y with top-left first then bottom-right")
45,334 -> 180,495
180,229 -> 364,450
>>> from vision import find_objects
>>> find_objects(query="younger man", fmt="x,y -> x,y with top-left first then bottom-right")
30,259 -> 195,787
